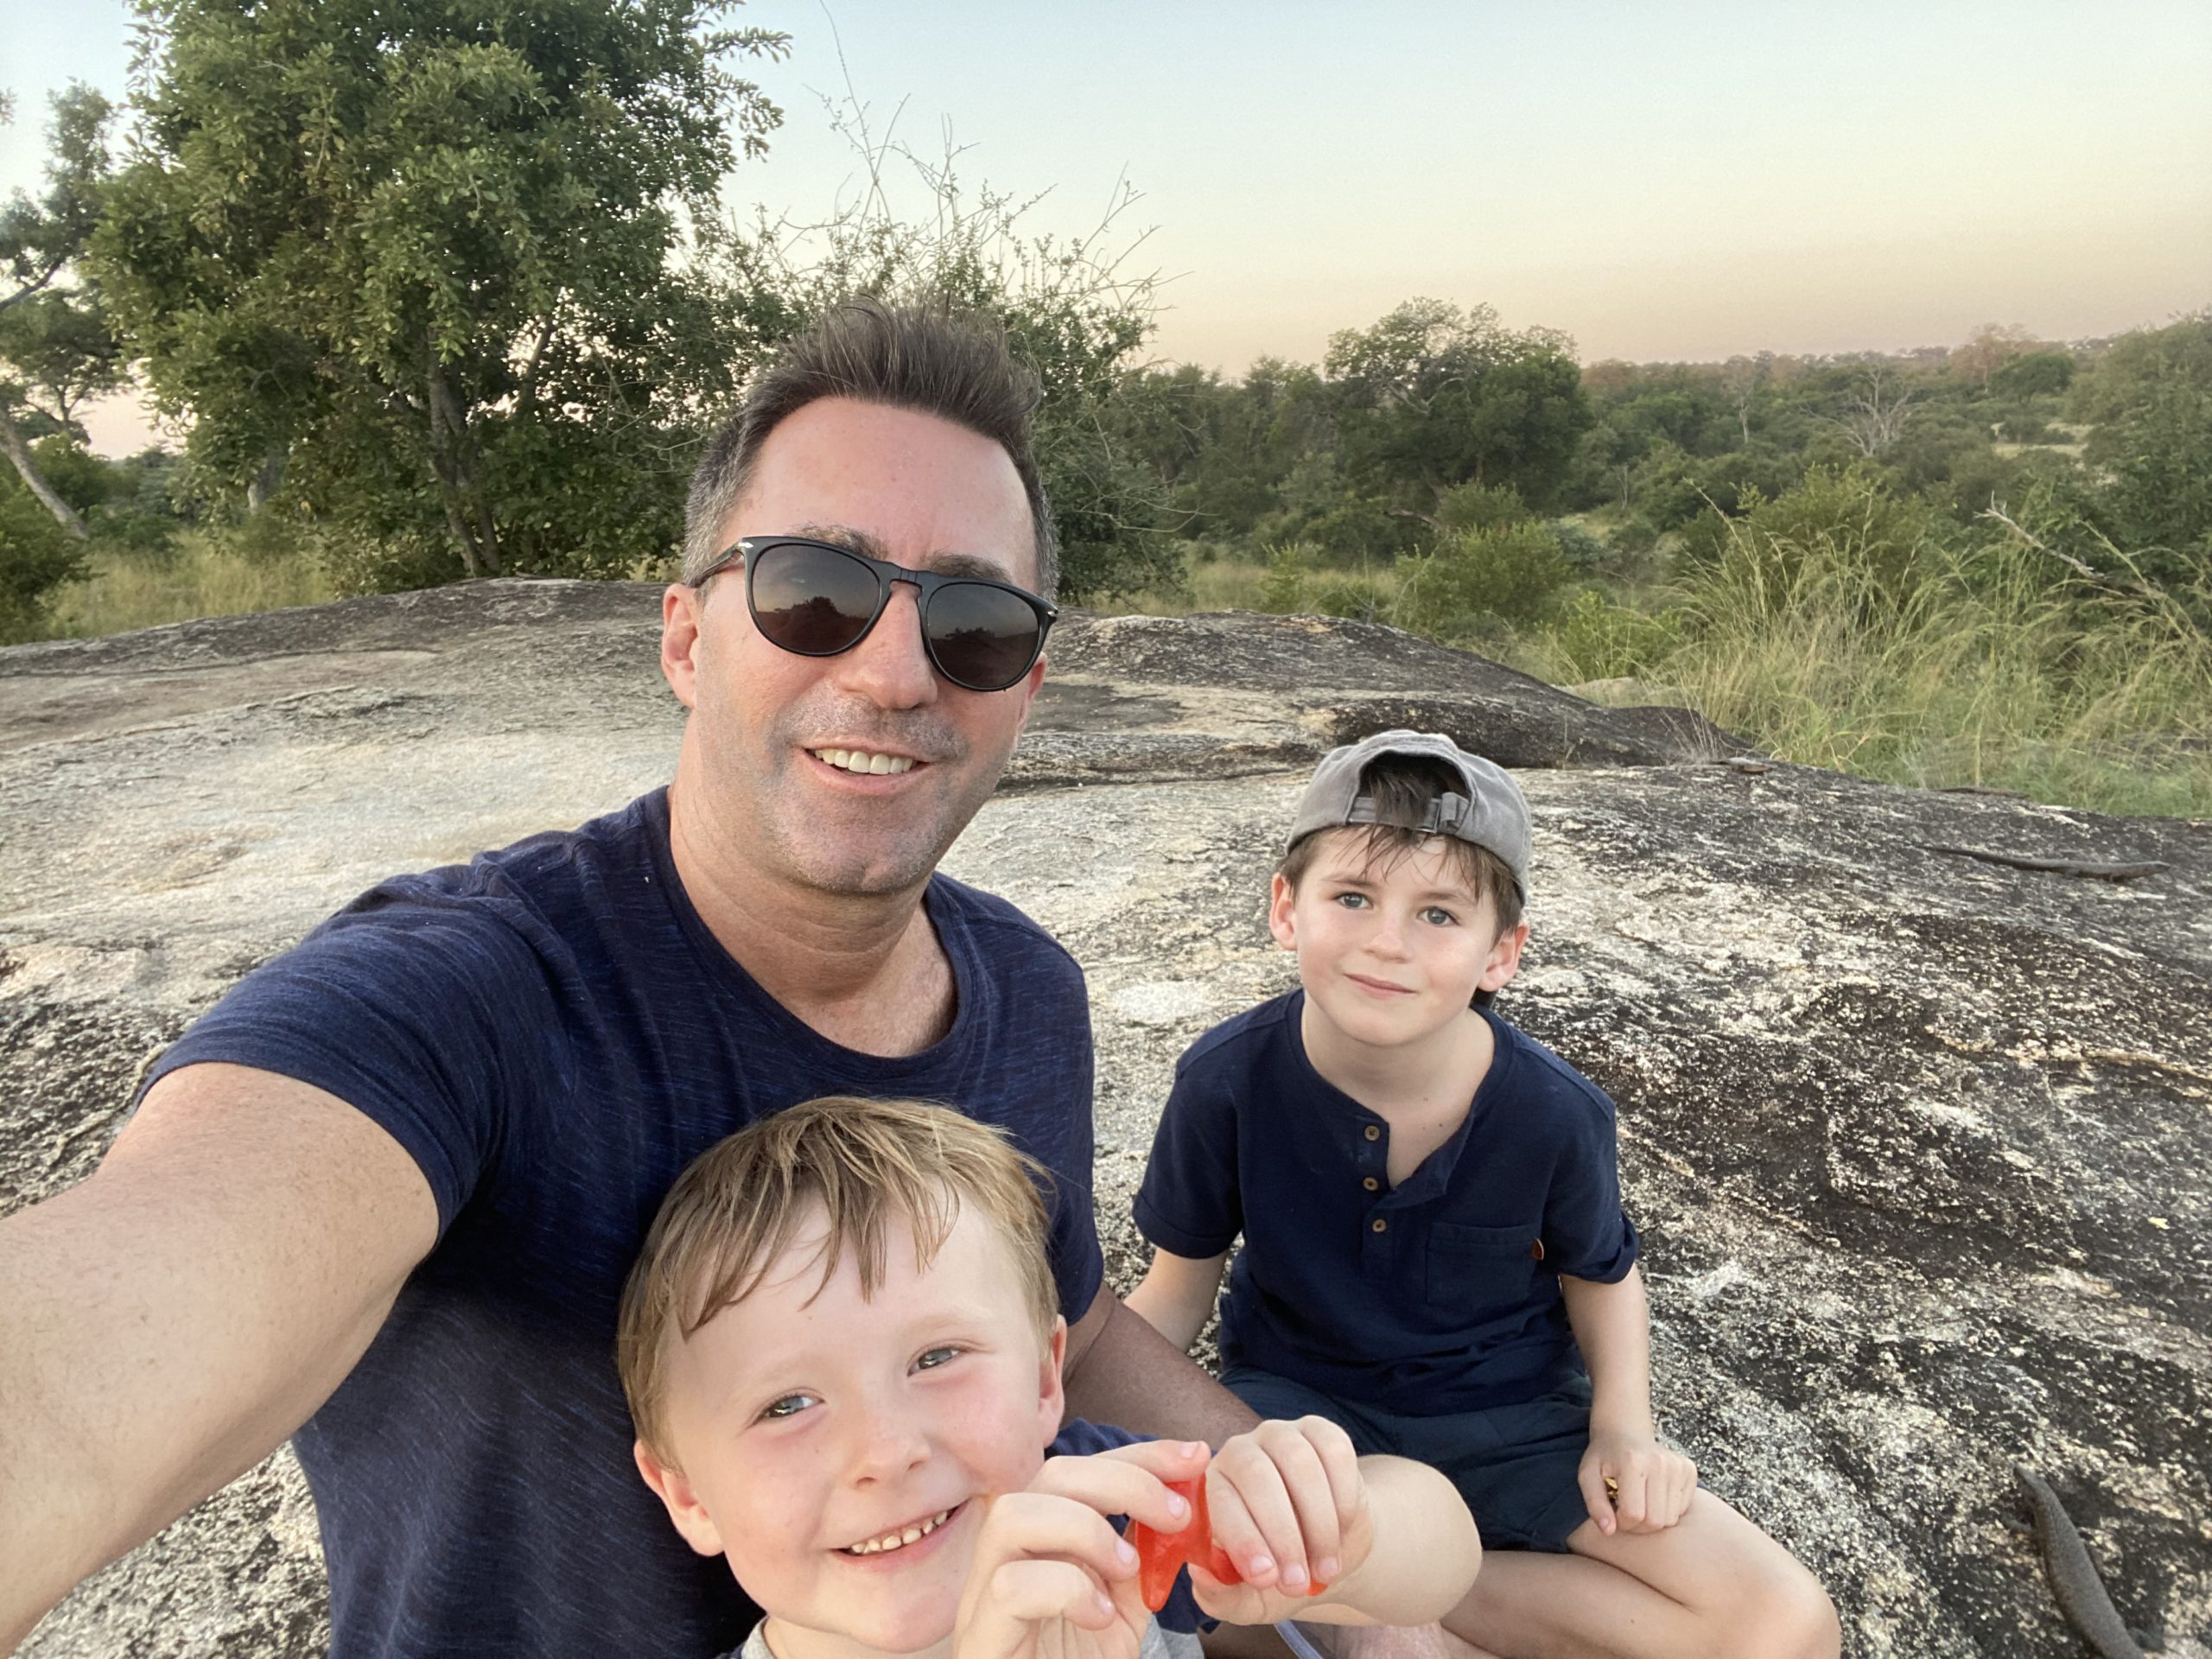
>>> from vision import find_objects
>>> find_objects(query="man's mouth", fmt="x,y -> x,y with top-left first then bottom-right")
810,747 -> 918,776
842,1503 -> 958,1556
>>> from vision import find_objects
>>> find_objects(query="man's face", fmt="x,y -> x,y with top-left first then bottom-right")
636,1201 -> 1065,1659
661,397 -> 1046,898
1269,831 -> 1528,1051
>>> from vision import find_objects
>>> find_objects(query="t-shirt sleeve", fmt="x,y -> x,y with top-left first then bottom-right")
139,889 -> 568,1236
1540,1077 -> 1639,1284
1133,1045 -> 1244,1261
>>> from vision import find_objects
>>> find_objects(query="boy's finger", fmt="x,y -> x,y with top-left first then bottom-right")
1205,1444 -> 1298,1588
1613,1467 -> 1649,1529
1576,1461 -> 1616,1534
1033,1446 -> 1203,1537
1305,1421 -> 1365,1580
974,1489 -> 1142,1586
1259,1420 -> 1351,1585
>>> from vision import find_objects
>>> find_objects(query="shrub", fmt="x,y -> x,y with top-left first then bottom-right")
1535,588 -> 1681,681
1434,481 -> 1529,533
1395,521 -> 1573,637
0,477 -> 92,642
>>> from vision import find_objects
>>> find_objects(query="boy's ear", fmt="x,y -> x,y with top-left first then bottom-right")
1479,919 -> 1530,995
1267,873 -> 1299,952
1035,1316 -> 1068,1445
633,1437 -> 727,1560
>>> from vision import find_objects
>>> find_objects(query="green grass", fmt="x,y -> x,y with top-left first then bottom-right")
41,531 -> 337,639
1514,512 -> 2212,819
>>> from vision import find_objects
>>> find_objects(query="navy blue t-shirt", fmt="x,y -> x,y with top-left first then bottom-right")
1135,991 -> 1637,1414
143,788 -> 1103,1659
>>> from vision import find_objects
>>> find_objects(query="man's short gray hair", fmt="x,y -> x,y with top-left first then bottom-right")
682,298 -> 1060,601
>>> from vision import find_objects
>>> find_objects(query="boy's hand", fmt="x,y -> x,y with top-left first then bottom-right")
1192,1416 -> 1371,1624
1578,1427 -> 1695,1535
956,1440 -> 1208,1659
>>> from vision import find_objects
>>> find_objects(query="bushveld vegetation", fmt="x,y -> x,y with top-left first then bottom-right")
2,9 -> 2205,815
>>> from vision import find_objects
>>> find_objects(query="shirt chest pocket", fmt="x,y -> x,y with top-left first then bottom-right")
1425,1222 -> 1542,1309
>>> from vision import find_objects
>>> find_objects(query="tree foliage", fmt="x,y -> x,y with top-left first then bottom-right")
0,83 -> 118,548
705,100 -> 1177,600
92,0 -> 790,588
1324,298 -> 1591,514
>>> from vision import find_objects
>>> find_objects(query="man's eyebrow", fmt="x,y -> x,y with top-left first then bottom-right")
787,523 -> 1019,585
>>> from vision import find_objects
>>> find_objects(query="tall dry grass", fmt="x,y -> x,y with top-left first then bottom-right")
43,531 -> 337,639
1524,497 -> 2212,817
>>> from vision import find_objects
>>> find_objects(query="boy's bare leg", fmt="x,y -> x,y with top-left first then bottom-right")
1442,1492 -> 1839,1659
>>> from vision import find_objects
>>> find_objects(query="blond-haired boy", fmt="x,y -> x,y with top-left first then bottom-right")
619,1095 -> 1482,1659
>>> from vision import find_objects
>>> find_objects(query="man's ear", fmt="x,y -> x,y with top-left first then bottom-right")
1267,872 -> 1299,953
1479,919 -> 1531,995
633,1438 -> 726,1559
1035,1316 -> 1068,1446
661,583 -> 702,710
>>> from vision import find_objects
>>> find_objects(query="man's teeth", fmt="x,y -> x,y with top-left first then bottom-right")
845,1508 -> 954,1555
813,748 -> 916,775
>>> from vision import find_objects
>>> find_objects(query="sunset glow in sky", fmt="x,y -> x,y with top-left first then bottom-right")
4,0 -> 2207,452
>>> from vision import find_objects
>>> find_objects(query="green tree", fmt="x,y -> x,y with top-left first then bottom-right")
2071,313 -> 2212,585
709,111 -> 1178,599
1324,298 -> 1592,518
92,0 -> 789,588
0,82 -> 117,542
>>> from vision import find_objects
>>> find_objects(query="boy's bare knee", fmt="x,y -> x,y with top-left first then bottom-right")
1717,1570 -> 1840,1659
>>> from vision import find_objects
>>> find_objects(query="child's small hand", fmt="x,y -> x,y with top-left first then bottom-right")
1190,1416 -> 1371,1624
1579,1427 -> 1696,1535
955,1440 -> 1208,1659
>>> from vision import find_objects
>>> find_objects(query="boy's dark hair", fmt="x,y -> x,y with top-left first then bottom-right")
681,297 -> 1060,599
1279,754 -> 1526,938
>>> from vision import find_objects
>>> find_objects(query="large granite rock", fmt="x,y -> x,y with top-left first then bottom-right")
3,580 -> 2206,1658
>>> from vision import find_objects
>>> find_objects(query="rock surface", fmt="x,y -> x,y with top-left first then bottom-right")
3,579 -> 2208,1659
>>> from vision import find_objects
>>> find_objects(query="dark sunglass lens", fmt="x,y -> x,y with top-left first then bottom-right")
750,543 -> 880,655
925,582 -> 1044,690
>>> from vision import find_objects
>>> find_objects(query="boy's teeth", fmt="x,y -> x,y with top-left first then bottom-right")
846,1508 -> 952,1555
815,747 -> 915,775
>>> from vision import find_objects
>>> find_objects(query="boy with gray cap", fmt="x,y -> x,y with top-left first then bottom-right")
1126,732 -> 1838,1658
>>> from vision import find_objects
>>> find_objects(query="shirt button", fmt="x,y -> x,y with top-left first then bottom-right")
1363,1125 -> 1382,1142
1370,1217 -> 1388,1233
1362,1177 -> 1380,1192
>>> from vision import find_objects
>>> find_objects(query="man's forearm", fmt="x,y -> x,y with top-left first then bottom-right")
0,1066 -> 438,1649
1061,1288 -> 1261,1445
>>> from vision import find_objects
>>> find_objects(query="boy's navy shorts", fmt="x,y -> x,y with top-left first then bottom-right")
1222,1365 -> 1597,1553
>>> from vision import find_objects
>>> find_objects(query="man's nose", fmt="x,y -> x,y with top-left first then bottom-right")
831,582 -> 937,709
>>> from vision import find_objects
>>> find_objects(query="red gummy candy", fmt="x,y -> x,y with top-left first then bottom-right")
1128,1478 -> 1239,1611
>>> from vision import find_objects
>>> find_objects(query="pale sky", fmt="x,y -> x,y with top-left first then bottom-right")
4,0 -> 2208,454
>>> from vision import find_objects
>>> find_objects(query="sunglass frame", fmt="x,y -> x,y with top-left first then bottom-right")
690,535 -> 1058,693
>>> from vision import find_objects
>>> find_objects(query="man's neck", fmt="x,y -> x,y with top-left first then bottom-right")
667,785 -> 957,1058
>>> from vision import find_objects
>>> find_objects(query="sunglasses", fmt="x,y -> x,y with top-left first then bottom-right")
692,536 -> 1058,694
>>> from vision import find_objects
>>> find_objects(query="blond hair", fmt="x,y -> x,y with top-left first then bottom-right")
618,1096 -> 1060,1462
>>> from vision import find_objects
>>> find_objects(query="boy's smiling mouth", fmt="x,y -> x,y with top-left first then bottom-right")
841,1503 -> 960,1556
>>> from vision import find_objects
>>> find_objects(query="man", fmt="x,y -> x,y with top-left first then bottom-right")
0,302 -> 1246,1657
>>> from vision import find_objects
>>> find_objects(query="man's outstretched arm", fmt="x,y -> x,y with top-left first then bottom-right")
1059,1284 -> 1261,1446
0,1063 -> 437,1652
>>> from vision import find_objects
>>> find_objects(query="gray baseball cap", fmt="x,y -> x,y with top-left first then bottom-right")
1287,729 -> 1530,895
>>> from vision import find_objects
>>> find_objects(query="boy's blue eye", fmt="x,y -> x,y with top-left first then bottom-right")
1421,906 -> 1458,926
914,1346 -> 963,1372
1333,892 -> 1370,909
760,1391 -> 819,1421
